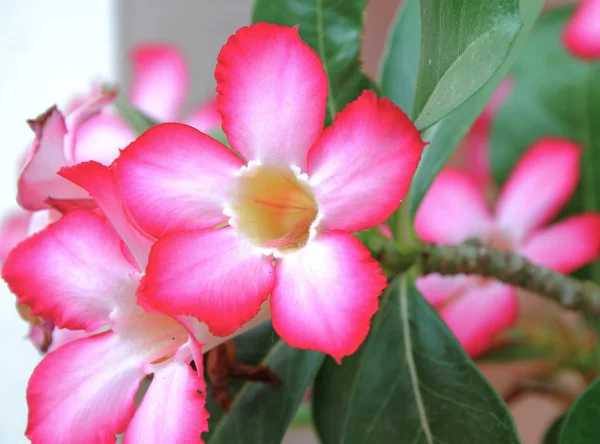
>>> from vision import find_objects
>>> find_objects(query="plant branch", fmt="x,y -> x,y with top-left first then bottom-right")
417,242 -> 600,317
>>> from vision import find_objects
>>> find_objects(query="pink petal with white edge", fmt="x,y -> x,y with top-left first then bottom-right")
26,332 -> 145,444
18,107 -> 88,211
60,161 -> 154,270
216,23 -> 327,168
415,169 -> 493,243
129,44 -> 189,121
440,282 -> 518,357
124,360 -> 208,444
272,232 -> 386,362
520,213 -> 600,273
308,91 -> 425,232
186,97 -> 221,133
496,138 -> 580,242
139,226 -> 275,336
415,274 -> 470,308
0,210 -> 31,263
73,113 -> 136,165
563,0 -> 600,60
2,211 -> 139,331
114,123 -> 244,238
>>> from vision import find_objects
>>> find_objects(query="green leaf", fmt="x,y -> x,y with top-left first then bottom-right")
379,0 -> 421,115
412,0 -> 522,130
477,342 -> 553,363
251,0 -> 377,124
206,323 -> 324,444
312,274 -> 520,444
544,415 -> 565,444
560,378 -> 600,443
490,8 -> 600,282
403,0 -> 544,216
113,92 -> 158,135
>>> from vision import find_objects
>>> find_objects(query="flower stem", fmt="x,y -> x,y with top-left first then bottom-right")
417,241 -> 600,316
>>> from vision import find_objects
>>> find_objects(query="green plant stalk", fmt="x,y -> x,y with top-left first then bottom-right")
416,241 -> 600,317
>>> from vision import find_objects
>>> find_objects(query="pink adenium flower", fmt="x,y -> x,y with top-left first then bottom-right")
17,43 -> 220,213
563,0 -> 600,60
113,23 -> 425,362
415,138 -> 600,357
3,163 -> 269,443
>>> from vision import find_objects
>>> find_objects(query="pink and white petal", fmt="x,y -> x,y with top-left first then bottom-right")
60,161 -> 154,270
27,209 -> 61,236
215,23 -> 327,168
520,213 -> 600,273
307,91 -> 425,232
563,0 -> 600,60
26,332 -> 145,444
124,361 -> 208,444
0,210 -> 32,263
185,97 -> 221,133
139,226 -> 275,337
2,211 -> 139,331
440,282 -> 518,357
73,113 -> 136,165
496,138 -> 580,242
114,123 -> 244,238
47,327 -> 89,353
129,44 -> 189,122
272,232 -> 386,362
415,274 -> 471,308
415,169 -> 493,243
27,320 -> 54,353
18,106 -> 88,210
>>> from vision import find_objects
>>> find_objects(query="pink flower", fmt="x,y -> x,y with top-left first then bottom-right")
2,163 -> 265,443
113,23 -> 425,362
415,138 -> 600,357
17,43 -> 220,213
563,0 -> 600,60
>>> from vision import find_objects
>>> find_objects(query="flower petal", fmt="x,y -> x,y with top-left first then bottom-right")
0,210 -> 32,263
2,211 -> 139,331
114,123 -> 244,238
26,332 -> 145,444
60,161 -> 154,270
47,327 -> 89,353
185,97 -> 221,133
440,282 -> 518,357
215,23 -> 327,168
496,138 -> 580,242
307,91 -> 425,232
272,232 -> 386,362
415,169 -> 493,243
73,113 -> 135,165
18,107 -> 88,210
139,226 -> 275,336
124,361 -> 208,444
129,44 -> 189,121
415,274 -> 470,308
520,213 -> 600,273
563,0 -> 600,60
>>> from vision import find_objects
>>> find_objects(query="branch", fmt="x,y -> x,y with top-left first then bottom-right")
418,242 -> 600,316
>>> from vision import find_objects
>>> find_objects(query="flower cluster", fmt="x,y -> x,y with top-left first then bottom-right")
2,23 -> 424,443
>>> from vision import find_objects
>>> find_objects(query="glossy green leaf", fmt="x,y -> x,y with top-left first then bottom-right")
113,92 -> 158,135
543,415 -> 565,444
388,0 -> 544,217
206,322 -> 324,444
560,378 -> 600,443
252,0 -> 377,124
379,0 -> 421,115
312,274 -> 520,444
490,8 -> 600,281
412,0 -> 522,130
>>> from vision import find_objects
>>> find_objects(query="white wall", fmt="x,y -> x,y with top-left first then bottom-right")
0,2 -> 115,442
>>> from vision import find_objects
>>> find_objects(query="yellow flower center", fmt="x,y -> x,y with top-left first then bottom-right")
229,164 -> 319,254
